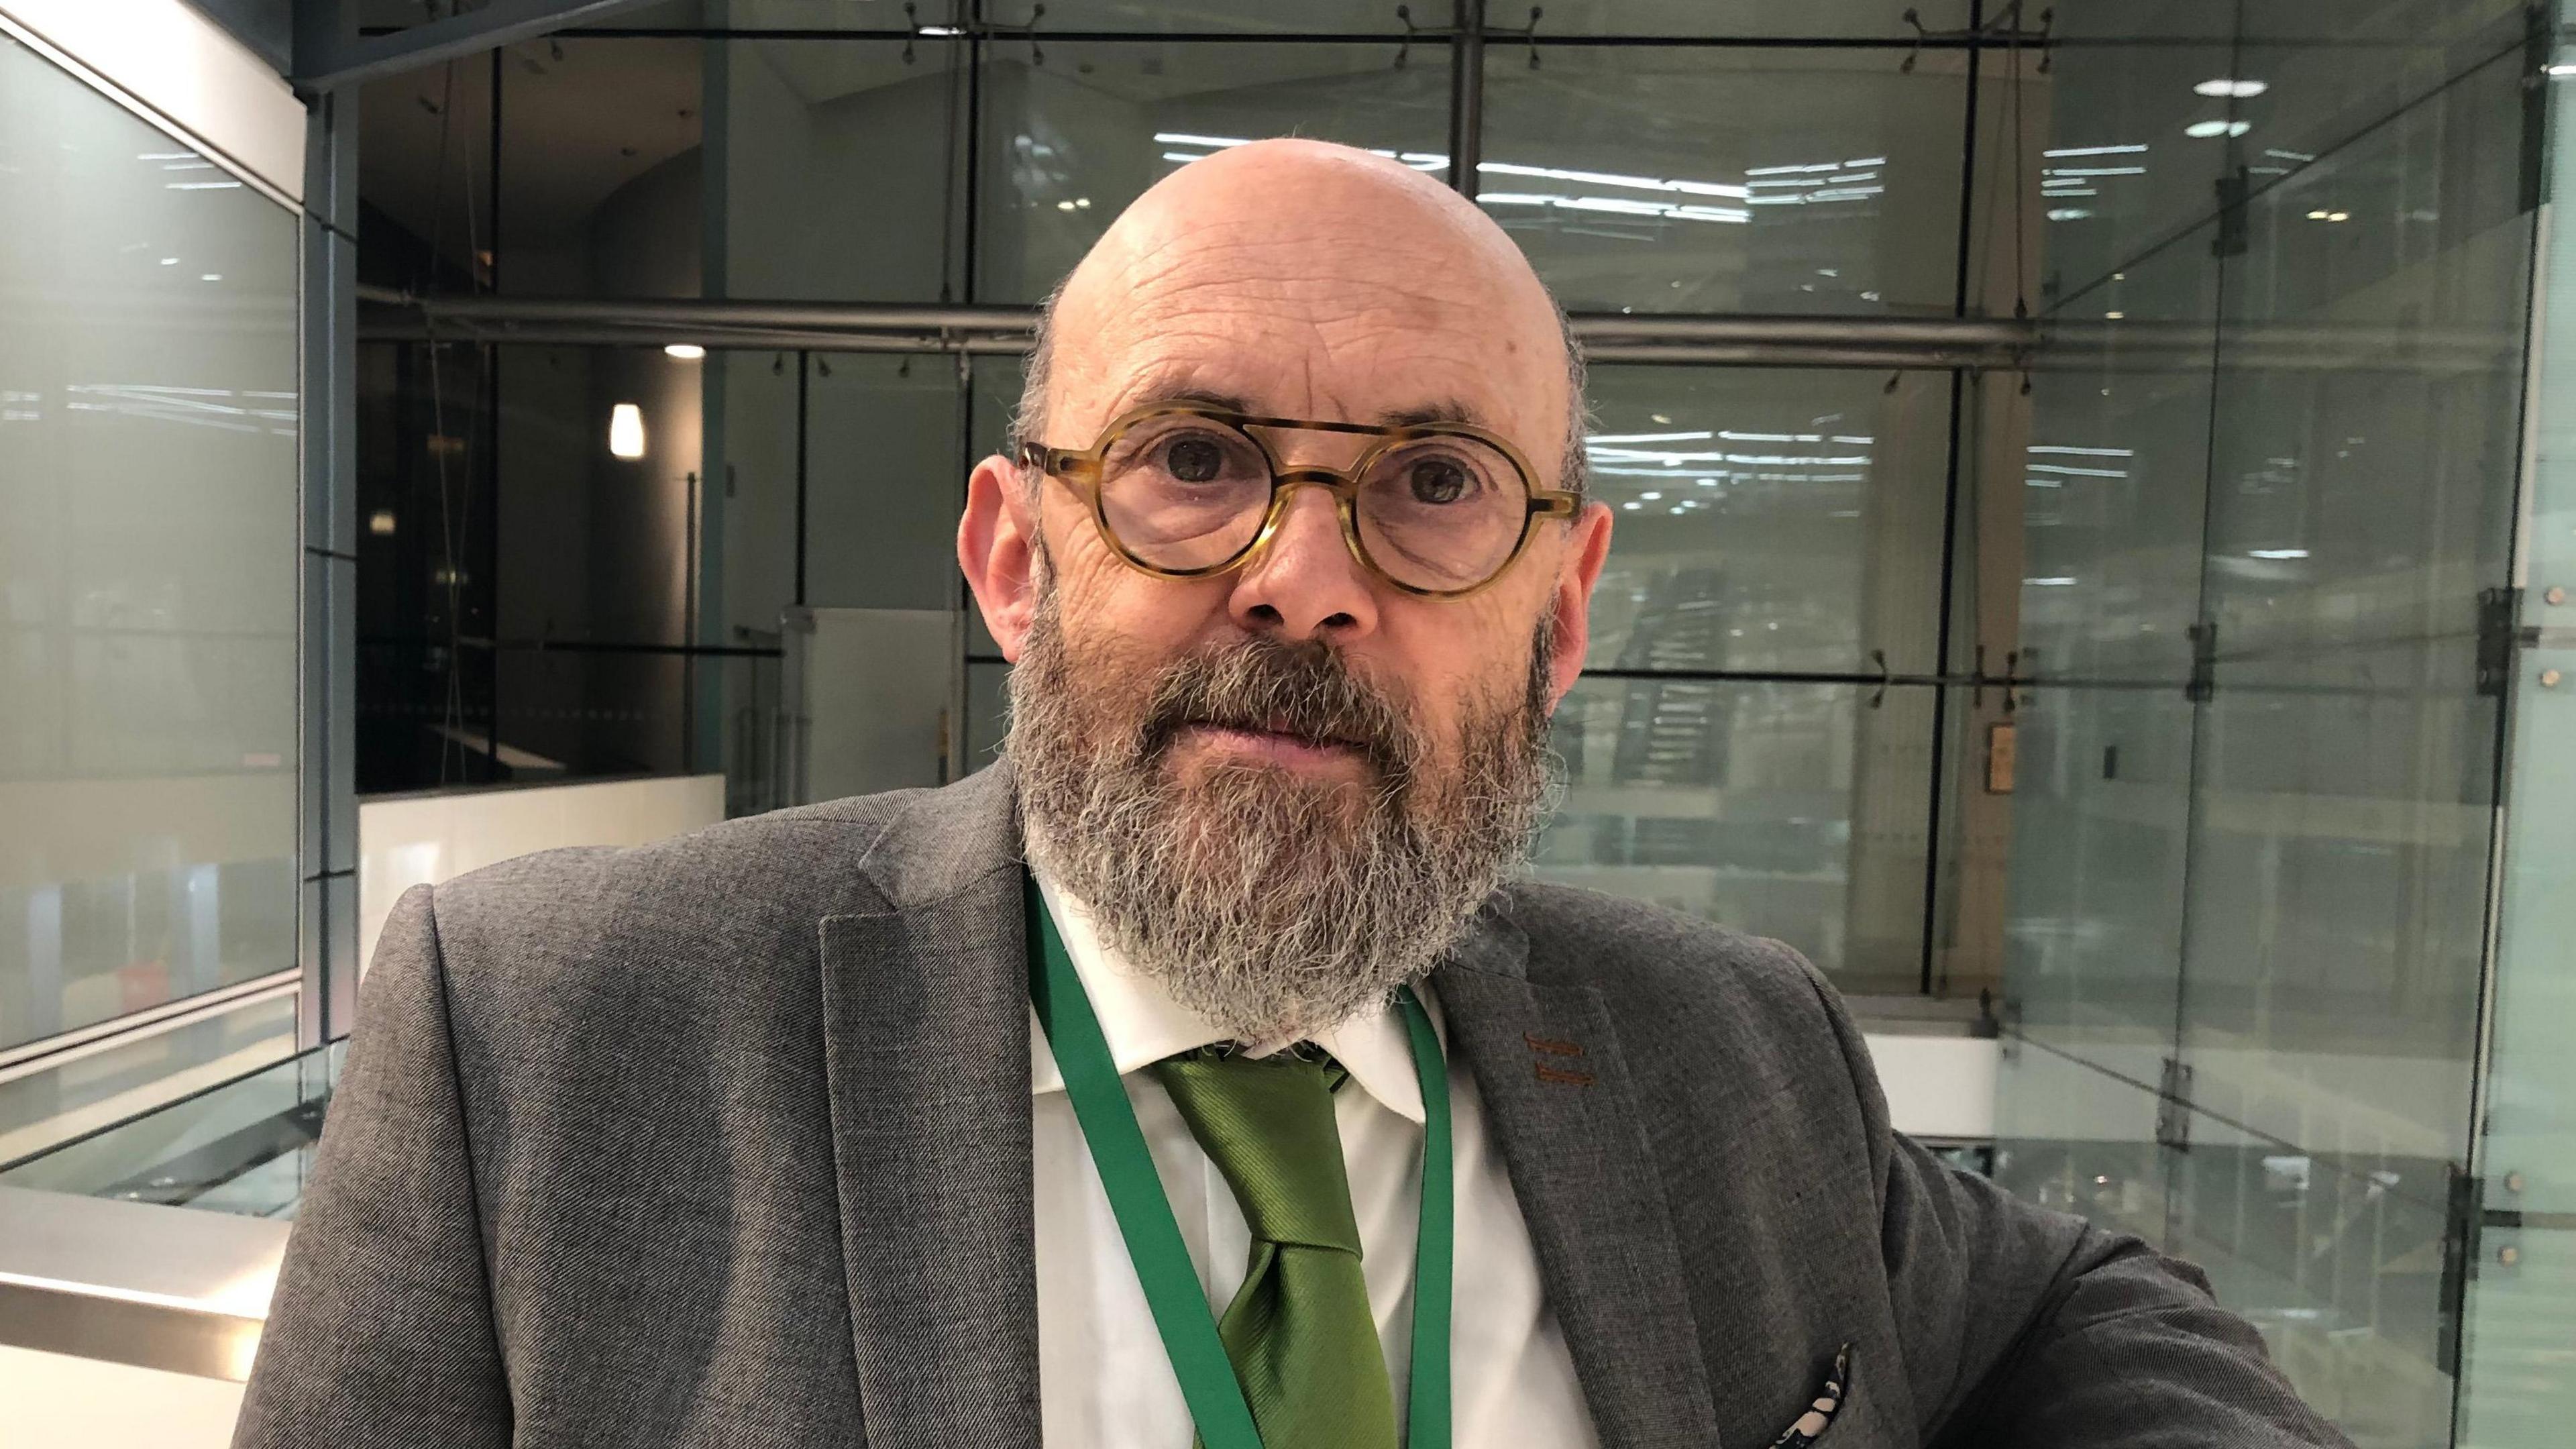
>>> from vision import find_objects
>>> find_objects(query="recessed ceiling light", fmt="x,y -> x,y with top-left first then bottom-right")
2194,78 -> 2268,98
2104,311 -> 2125,319
664,343 -> 706,360
2184,119 -> 2252,139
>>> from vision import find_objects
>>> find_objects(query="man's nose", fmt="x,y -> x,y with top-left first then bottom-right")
1226,482 -> 1379,643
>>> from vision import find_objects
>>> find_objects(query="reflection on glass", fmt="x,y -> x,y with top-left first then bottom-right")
1479,46 -> 1962,314
0,990 -> 301,1171
2171,1118 -> 2460,1448
0,37 -> 300,1053
1583,365 -> 1949,676
976,42 -> 1451,301
0,1038 -> 335,1221
804,354 -> 967,612
2001,684 -> 2196,1075
1992,1044 -> 2459,1448
2174,42 -> 2527,1177
1536,678 -> 1931,992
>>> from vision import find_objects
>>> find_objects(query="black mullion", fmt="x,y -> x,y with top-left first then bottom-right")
961,7 -> 982,307
1913,0 -> 1984,997
794,350 -> 810,606
1448,0 -> 1483,198
525,28 -> 2006,48
484,47 -> 504,777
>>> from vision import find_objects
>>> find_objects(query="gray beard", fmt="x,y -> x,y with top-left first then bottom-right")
1006,584 -> 1560,1043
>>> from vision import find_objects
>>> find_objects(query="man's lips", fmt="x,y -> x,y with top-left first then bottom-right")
1175,720 -> 1366,768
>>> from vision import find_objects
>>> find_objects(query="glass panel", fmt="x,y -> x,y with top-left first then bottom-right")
496,37 -> 706,296
2457,11 -> 2576,1438
1528,1 -> 1968,39
486,647 -> 694,778
355,337 -> 501,792
1536,678 -> 1933,994
2459,1224 -> 2576,1448
804,352 -> 967,612
975,41 -> 1453,303
2017,309 -> 2217,686
2171,1114 -> 2460,1448
2177,40 -> 2527,1175
996,1 -> 1401,34
1990,1039 -> 2172,1246
1991,1044 -> 2453,1444
709,38 -> 963,301
567,1 -> 1405,35
1584,366 -> 1951,677
2037,9 -> 2239,308
357,44 -> 496,291
0,37 -> 301,1051
0,989 -> 301,1170
1,1040 -> 337,1221
2001,683 -> 2196,1081
1477,46 -> 1964,315
364,34 -> 964,303
966,659 -> 1011,771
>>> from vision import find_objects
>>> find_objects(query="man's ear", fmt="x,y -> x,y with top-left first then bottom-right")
1544,501 -> 1613,710
959,453 -> 1040,661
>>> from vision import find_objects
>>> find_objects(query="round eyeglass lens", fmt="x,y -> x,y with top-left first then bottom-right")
1354,435 -> 1531,592
1095,413 -> 1273,572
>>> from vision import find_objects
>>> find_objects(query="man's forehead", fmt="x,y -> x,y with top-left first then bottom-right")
1089,361 -> 1500,433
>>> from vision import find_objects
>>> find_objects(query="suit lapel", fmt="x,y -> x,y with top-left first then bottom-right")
1436,924 -> 1722,1449
819,860 -> 1039,1447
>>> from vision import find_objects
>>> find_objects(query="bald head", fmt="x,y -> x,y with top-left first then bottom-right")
1010,138 -> 1589,497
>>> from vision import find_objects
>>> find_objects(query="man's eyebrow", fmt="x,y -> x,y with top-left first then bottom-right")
1107,372 -> 1254,416
1373,398 -> 1487,429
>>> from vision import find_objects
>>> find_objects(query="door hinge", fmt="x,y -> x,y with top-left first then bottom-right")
2154,1057 -> 2195,1150
2477,586 -> 2527,698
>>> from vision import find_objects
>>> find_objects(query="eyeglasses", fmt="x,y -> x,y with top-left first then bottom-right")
1016,402 -> 1580,600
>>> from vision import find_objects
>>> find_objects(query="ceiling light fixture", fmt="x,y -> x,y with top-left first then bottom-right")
2184,119 -> 2252,139
2193,78 -> 2269,98
664,343 -> 705,360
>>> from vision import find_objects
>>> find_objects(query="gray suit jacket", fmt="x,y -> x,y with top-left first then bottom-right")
236,763 -> 2351,1448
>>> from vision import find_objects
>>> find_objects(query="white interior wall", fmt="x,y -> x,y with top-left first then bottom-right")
356,773 -> 725,968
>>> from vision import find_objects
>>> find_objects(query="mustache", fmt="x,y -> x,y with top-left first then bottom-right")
1134,636 -> 1421,784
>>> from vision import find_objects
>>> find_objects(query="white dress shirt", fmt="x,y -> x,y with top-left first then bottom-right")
1029,871 -> 1601,1448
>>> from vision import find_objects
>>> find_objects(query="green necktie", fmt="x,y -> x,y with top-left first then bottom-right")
1150,1047 -> 1399,1449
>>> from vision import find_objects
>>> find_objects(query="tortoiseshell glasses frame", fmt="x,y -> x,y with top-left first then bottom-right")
1014,402 -> 1582,601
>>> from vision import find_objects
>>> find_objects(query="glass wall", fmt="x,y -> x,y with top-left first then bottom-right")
357,1 -> 2010,999
0,33 -> 304,1161
1994,5 -> 2536,1445
2455,10 -> 2576,1442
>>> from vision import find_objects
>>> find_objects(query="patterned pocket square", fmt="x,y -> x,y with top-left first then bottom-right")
1766,1344 -> 1851,1448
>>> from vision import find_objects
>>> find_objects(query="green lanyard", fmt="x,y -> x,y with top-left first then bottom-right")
1026,876 -> 1453,1449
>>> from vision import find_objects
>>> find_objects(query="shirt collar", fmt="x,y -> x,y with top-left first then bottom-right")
1025,869 -> 1429,1125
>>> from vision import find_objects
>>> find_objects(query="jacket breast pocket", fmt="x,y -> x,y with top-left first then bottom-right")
1766,1344 -> 1853,1448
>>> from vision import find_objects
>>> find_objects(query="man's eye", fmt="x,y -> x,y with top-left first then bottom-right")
1163,437 -> 1226,482
1408,458 -> 1470,504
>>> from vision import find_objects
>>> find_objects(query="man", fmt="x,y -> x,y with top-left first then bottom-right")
238,140 -> 2351,1448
